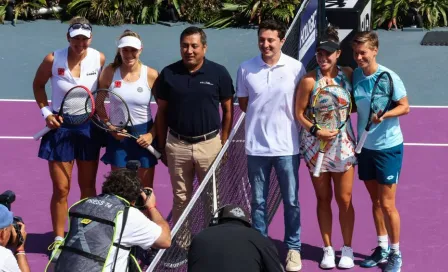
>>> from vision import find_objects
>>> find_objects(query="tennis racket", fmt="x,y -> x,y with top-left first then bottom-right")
355,71 -> 394,154
312,85 -> 352,177
33,85 -> 95,140
91,89 -> 161,159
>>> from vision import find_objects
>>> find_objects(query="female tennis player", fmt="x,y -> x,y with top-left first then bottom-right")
98,30 -> 159,188
295,26 -> 357,269
352,31 -> 409,272
32,17 -> 105,260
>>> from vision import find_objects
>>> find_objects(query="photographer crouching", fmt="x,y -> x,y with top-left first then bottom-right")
46,162 -> 171,272
0,204 -> 30,272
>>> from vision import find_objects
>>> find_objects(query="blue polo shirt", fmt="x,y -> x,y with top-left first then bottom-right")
156,59 -> 235,137
353,64 -> 407,150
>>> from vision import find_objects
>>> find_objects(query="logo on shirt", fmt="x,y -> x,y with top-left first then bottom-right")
57,68 -> 65,76
86,71 -> 97,76
137,87 -> 143,93
229,207 -> 246,218
200,81 -> 214,86
114,81 -> 122,88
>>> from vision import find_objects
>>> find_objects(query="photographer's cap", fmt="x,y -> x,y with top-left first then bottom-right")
0,204 -> 13,229
218,204 -> 251,227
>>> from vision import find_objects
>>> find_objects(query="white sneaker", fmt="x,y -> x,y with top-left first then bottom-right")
285,249 -> 302,271
320,246 -> 336,269
338,246 -> 355,269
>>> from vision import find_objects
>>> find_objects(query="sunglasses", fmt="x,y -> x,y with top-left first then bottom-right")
68,23 -> 92,32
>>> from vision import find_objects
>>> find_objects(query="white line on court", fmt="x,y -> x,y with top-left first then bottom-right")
0,99 -> 447,108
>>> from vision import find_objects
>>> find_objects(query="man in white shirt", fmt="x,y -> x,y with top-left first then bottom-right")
47,167 -> 171,271
237,19 -> 306,272
0,204 -> 30,272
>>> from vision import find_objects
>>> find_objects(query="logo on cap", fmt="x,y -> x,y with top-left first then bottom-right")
114,81 -> 122,88
229,207 -> 245,218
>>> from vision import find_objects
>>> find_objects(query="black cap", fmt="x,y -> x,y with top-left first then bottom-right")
217,204 -> 251,227
317,38 -> 340,53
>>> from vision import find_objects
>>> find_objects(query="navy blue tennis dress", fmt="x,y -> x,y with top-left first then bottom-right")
101,64 -> 158,169
38,47 -> 104,162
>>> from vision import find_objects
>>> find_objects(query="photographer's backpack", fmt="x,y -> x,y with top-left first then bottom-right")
45,194 -> 141,272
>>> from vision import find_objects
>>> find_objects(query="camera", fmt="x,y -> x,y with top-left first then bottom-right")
0,190 -> 24,247
125,161 -> 153,210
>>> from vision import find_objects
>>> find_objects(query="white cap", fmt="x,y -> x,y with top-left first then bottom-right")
117,36 -> 142,50
69,27 -> 91,38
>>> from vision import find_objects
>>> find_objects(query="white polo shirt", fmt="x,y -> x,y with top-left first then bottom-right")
237,53 -> 306,156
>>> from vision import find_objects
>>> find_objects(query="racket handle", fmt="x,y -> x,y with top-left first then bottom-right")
146,145 -> 162,159
355,130 -> 369,154
33,127 -> 52,140
313,152 -> 325,177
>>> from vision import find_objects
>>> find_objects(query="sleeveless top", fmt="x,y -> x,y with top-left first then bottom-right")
300,67 -> 357,173
109,64 -> 153,126
51,47 -> 101,112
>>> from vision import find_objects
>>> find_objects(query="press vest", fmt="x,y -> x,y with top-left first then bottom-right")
45,194 -> 141,272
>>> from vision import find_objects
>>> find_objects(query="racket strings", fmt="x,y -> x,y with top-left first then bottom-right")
60,87 -> 94,125
93,91 -> 130,131
314,88 -> 350,130
372,77 -> 392,114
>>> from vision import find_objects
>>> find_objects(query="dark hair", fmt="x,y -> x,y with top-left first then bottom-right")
111,29 -> 142,69
325,25 -> 340,43
258,19 -> 287,40
180,26 -> 207,46
102,169 -> 141,203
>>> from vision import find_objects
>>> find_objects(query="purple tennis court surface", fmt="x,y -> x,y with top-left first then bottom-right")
0,101 -> 446,271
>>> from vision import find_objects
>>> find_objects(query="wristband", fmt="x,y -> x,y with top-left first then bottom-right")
15,250 -> 26,255
148,205 -> 157,211
41,106 -> 53,120
309,125 -> 321,137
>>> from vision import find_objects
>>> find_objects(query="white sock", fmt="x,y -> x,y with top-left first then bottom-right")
390,243 -> 400,253
55,236 -> 64,242
378,235 -> 388,249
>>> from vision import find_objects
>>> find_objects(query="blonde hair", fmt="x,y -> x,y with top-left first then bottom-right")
68,16 -> 90,26
352,31 -> 379,49
111,30 -> 143,69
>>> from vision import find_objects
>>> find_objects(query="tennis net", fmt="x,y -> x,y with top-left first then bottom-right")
145,2 -> 317,270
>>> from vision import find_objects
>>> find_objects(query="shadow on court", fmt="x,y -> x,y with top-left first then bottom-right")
271,239 -> 369,267
26,232 -> 54,256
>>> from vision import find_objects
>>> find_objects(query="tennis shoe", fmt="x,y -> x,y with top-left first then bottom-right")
360,246 -> 389,267
338,246 -> 355,269
320,246 -> 336,269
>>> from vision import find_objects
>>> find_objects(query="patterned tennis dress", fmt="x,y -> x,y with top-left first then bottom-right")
300,67 -> 357,173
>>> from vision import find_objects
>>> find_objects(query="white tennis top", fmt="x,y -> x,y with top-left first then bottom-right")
109,64 -> 153,126
50,47 -> 101,112
236,53 -> 306,156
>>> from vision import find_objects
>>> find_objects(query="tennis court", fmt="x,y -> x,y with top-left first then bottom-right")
0,101 -> 447,271
0,14 -> 447,272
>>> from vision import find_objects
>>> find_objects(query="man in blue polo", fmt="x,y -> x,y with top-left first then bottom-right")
237,19 -> 306,271
155,26 -> 235,225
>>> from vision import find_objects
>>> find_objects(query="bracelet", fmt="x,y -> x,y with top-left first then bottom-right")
16,251 -> 26,256
148,205 -> 157,211
41,106 -> 53,120
309,125 -> 321,137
